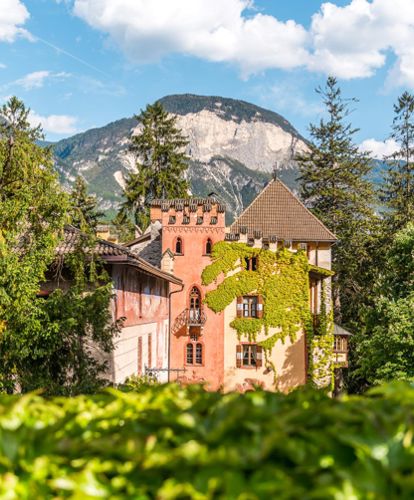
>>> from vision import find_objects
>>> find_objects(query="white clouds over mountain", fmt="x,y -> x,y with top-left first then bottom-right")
359,138 -> 399,158
28,111 -> 78,135
0,0 -> 30,42
73,0 -> 308,76
72,0 -> 414,86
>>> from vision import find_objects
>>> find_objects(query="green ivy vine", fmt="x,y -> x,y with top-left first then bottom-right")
202,241 -> 334,388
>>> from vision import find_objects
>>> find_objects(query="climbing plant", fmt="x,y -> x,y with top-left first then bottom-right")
202,241 -> 334,387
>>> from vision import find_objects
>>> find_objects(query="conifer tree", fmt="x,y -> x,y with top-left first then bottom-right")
296,77 -> 378,324
382,91 -> 414,231
119,102 -> 189,230
69,176 -> 104,232
0,97 -> 67,392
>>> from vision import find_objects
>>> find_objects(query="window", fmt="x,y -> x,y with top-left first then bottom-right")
196,216 -> 204,225
237,295 -> 263,319
210,216 -> 217,225
168,215 -> 176,224
186,342 -> 203,365
236,344 -> 263,368
195,343 -> 203,364
183,215 -> 190,224
245,257 -> 258,271
189,286 -> 201,322
205,238 -> 212,255
175,237 -> 183,254
186,343 -> 194,364
243,296 -> 258,318
334,336 -> 348,352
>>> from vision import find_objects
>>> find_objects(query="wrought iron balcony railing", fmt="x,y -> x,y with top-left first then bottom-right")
172,308 -> 207,335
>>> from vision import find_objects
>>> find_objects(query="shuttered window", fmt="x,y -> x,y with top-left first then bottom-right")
236,344 -> 263,368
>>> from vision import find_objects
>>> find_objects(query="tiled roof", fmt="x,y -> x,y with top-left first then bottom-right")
334,324 -> 352,336
56,226 -> 182,285
151,197 -> 225,213
230,179 -> 336,242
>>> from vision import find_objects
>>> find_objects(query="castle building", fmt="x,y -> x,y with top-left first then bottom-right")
132,179 -> 347,392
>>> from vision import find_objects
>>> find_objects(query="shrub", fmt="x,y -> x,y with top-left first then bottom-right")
1,382 -> 414,498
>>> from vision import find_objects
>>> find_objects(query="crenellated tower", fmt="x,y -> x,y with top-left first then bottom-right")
150,196 -> 226,389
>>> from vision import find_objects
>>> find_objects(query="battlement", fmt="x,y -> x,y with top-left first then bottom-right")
150,197 -> 226,227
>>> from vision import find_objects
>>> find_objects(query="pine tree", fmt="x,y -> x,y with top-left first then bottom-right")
382,91 -> 414,231
70,176 -> 104,232
296,77 -> 378,324
119,101 -> 190,230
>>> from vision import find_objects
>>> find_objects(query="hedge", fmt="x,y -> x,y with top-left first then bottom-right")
1,382 -> 414,499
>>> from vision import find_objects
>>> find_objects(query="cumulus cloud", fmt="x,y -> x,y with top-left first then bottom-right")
28,111 -> 78,135
14,71 -> 70,90
308,0 -> 414,86
359,138 -> 399,158
72,0 -> 414,87
0,0 -> 30,42
73,0 -> 309,76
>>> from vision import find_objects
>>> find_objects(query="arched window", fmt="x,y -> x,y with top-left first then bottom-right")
175,237 -> 183,255
186,343 -> 194,364
189,286 -> 201,322
205,238 -> 212,255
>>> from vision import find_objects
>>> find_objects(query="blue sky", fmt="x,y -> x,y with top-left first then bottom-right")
0,0 -> 413,157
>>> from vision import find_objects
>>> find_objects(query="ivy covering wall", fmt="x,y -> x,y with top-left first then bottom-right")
201,241 -> 334,387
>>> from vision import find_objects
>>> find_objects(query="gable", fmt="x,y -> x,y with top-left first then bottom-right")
230,179 -> 336,242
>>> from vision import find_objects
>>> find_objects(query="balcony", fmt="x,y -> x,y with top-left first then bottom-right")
172,308 -> 207,335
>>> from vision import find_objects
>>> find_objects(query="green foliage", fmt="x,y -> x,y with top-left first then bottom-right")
0,97 -> 68,392
120,374 -> 160,393
119,101 -> 190,230
296,77 -> 378,325
353,223 -> 414,387
3,382 -> 414,498
202,242 -> 333,386
69,176 -> 104,231
381,91 -> 414,231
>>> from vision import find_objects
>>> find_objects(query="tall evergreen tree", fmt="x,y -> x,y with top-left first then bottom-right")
118,101 -> 189,230
0,97 -> 67,392
296,77 -> 378,324
70,176 -> 104,232
382,91 -> 414,231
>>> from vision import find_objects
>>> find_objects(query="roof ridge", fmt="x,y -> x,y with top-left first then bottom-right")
275,180 -> 337,240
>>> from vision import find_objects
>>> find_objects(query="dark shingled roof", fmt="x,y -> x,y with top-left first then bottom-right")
230,179 -> 336,242
56,226 -> 182,285
151,198 -> 225,213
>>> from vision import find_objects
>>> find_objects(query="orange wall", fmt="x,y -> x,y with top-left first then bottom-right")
157,206 -> 226,390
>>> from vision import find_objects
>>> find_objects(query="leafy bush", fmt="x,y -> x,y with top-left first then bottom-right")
1,382 -> 414,498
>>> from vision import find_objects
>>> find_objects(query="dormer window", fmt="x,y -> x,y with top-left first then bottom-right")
205,238 -> 212,255
175,237 -> 183,255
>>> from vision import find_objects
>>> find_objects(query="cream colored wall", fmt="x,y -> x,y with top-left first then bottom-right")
112,319 -> 169,384
223,300 -> 307,392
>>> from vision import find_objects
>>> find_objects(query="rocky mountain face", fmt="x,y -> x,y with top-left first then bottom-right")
53,94 -> 308,223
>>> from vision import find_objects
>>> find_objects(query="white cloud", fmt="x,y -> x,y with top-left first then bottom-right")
73,0 -> 309,76
308,0 -> 414,86
14,70 -> 70,90
72,0 -> 414,87
0,0 -> 30,42
359,138 -> 399,158
28,111 -> 78,135
0,63 -> 6,69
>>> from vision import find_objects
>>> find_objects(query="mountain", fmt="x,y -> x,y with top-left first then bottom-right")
52,94 -> 308,223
